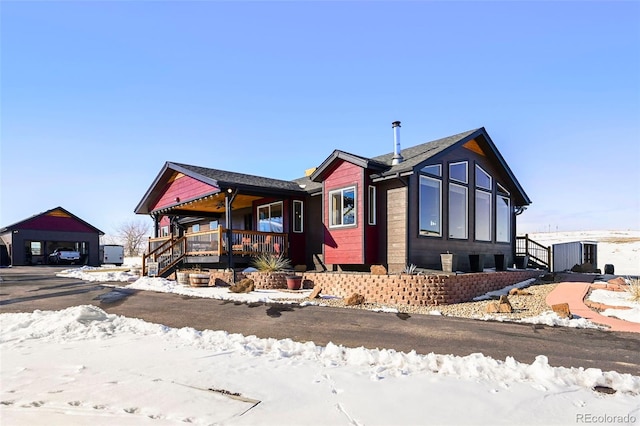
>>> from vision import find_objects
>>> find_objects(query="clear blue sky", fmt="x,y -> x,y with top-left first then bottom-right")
2,1 -> 639,237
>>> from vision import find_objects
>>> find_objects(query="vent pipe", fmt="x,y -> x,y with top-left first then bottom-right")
391,121 -> 403,165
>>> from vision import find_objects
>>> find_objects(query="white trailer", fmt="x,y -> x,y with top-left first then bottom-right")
99,245 -> 124,266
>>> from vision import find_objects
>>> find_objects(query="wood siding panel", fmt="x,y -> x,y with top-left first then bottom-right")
324,160 -> 364,265
386,187 -> 407,272
19,214 -> 97,233
151,174 -> 218,211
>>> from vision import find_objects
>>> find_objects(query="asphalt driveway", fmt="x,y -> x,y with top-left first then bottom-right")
1,266 -> 639,376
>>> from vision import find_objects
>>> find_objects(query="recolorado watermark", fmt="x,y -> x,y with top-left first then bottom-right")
576,413 -> 637,424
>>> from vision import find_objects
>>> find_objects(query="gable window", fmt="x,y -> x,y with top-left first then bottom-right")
475,165 -> 492,241
496,184 -> 511,242
419,175 -> 442,236
293,200 -> 304,233
258,201 -> 283,232
449,183 -> 468,239
421,164 -> 442,177
475,165 -> 491,190
330,186 -> 356,227
368,186 -> 376,225
449,161 -> 468,184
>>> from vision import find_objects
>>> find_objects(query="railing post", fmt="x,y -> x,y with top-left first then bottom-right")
525,233 -> 529,258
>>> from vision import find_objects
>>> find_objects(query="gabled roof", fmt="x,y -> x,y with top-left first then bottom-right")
0,206 -> 104,235
309,150 -> 388,182
370,128 -> 480,176
135,162 -> 308,214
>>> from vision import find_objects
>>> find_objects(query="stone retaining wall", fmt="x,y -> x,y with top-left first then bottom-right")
208,269 -> 542,305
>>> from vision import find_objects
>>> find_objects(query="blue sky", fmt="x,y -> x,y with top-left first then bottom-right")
2,1 -> 639,237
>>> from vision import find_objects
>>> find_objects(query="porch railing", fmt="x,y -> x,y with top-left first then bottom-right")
143,227 -> 288,276
515,234 -> 551,270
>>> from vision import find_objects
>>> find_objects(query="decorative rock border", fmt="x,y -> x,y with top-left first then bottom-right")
207,269 -> 542,306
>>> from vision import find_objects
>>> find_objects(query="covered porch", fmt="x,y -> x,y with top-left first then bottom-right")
142,226 -> 288,276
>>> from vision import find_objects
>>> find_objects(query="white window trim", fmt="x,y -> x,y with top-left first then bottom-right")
475,189 -> 492,242
449,161 -> 468,184
293,200 -> 304,233
419,175 -> 442,237
496,195 -> 511,243
475,164 -> 492,191
448,182 -> 468,239
368,185 -> 376,225
329,186 -> 357,228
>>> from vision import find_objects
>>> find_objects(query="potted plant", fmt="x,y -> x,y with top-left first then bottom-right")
440,252 -> 457,273
285,275 -> 303,290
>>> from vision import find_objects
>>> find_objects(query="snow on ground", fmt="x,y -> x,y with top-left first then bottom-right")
2,305 -> 639,426
527,230 -> 640,276
3,246 -> 634,424
588,281 -> 640,324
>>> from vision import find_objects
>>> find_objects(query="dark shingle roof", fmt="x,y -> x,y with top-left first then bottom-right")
172,163 -> 305,193
370,128 -> 480,178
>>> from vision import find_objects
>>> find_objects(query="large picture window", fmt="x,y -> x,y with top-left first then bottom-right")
258,201 -> 283,232
449,183 -> 468,239
419,175 -> 442,236
330,187 -> 356,227
475,190 -> 491,241
496,195 -> 511,242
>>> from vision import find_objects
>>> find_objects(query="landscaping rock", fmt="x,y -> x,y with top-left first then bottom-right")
608,277 -> 627,287
229,278 -> 255,293
552,302 -> 572,319
509,288 -> 532,296
345,293 -> 365,306
309,286 -> 322,299
370,265 -> 387,275
486,295 -> 512,313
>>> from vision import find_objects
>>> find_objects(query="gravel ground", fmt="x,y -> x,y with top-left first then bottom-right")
279,280 -> 558,321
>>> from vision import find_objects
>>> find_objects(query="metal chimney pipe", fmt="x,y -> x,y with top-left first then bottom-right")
391,121 -> 403,165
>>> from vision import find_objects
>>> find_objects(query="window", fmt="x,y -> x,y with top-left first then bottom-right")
368,186 -> 376,225
293,200 -> 303,233
29,241 -> 42,256
330,186 -> 356,227
192,224 -> 200,233
419,175 -> 442,236
475,164 -> 492,241
160,226 -> 170,237
449,183 -> 468,239
475,165 -> 491,190
258,201 -> 283,232
209,220 -> 219,230
475,190 -> 491,241
496,195 -> 511,242
421,164 -> 441,177
449,161 -> 468,183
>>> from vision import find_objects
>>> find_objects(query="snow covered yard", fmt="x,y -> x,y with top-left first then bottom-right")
2,237 -> 640,425
2,305 -> 639,426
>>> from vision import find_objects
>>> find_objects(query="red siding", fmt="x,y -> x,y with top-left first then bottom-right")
323,161 -> 364,264
151,173 -> 218,211
19,213 -> 96,233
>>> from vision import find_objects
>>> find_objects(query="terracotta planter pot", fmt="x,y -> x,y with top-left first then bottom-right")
286,276 -> 303,290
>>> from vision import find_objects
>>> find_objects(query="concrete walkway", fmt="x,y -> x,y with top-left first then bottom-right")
546,282 -> 640,333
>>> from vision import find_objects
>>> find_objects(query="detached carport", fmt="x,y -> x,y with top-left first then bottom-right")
0,207 -> 104,266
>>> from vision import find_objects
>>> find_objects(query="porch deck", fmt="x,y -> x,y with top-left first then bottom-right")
143,227 -> 287,276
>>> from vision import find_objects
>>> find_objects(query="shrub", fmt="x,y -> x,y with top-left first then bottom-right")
626,277 -> 640,303
251,253 -> 292,272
